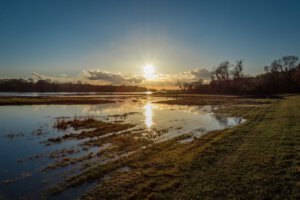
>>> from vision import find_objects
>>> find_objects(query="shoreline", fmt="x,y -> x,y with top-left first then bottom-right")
0,94 -> 285,106
0,96 -> 115,105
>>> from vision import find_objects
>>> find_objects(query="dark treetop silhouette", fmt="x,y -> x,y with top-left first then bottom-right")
0,80 -> 148,93
177,56 -> 300,94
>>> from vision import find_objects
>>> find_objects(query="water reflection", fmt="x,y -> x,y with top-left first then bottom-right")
0,97 -> 246,199
144,102 -> 154,128
213,113 -> 245,128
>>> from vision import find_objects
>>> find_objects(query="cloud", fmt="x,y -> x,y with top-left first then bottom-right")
31,68 -> 211,89
32,72 -> 52,80
31,72 -> 71,82
141,68 -> 211,89
164,68 -> 211,84
81,70 -> 144,85
60,74 -> 67,77
81,68 -> 211,88
188,68 -> 211,80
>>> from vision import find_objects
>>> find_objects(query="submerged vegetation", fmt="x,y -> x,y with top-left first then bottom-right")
51,117 -> 135,141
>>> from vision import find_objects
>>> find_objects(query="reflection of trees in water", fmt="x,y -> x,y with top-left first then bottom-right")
169,104 -> 221,116
230,117 -> 243,126
213,113 -> 229,127
212,113 -> 243,127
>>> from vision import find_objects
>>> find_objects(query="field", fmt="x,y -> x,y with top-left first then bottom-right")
0,94 -> 299,199
47,95 -> 300,199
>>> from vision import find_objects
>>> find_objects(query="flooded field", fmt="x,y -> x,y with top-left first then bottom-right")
0,96 -> 245,199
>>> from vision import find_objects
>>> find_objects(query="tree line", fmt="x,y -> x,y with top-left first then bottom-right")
177,56 -> 300,94
0,79 -> 148,92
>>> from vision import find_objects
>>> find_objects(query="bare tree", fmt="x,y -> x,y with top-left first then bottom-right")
230,60 -> 244,92
264,65 -> 270,73
264,59 -> 282,91
177,56 -> 300,94
211,67 -> 220,80
231,60 -> 243,80
270,59 -> 283,72
176,81 -> 183,90
218,61 -> 231,81
282,56 -> 298,72
282,56 -> 299,87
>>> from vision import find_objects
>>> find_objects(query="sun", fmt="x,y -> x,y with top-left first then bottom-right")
143,64 -> 156,80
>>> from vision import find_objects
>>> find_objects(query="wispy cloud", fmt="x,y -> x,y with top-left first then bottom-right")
32,72 -> 52,80
32,72 -> 71,82
187,68 -> 211,80
60,74 -> 67,77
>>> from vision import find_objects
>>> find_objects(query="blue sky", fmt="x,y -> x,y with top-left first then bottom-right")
0,0 -> 299,86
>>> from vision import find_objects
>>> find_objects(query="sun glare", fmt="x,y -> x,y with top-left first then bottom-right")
143,64 -> 156,80
144,102 -> 154,128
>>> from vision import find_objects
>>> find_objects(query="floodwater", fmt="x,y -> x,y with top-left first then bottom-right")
0,96 -> 245,199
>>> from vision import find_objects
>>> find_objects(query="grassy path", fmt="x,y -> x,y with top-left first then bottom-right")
175,96 -> 300,199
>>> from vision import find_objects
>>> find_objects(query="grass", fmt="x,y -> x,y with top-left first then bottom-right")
46,95 -> 300,199
44,117 -> 140,172
50,117 -> 135,141
155,95 -> 273,106
0,96 -> 114,105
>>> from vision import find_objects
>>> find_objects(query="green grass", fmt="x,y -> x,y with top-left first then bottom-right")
175,96 -> 300,199
54,118 -> 135,138
155,95 -> 273,106
49,95 -> 300,199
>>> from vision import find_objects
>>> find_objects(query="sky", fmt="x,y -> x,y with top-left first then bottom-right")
0,0 -> 300,88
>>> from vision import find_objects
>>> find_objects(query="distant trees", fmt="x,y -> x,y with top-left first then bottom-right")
176,78 -> 205,91
231,60 -> 243,80
293,63 -> 300,87
0,79 -> 149,93
210,60 -> 245,93
1,55 -> 299,95
282,56 -> 299,88
263,56 -> 299,92
178,55 -> 300,94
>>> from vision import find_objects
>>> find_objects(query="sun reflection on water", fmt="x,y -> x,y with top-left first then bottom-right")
144,102 -> 154,128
